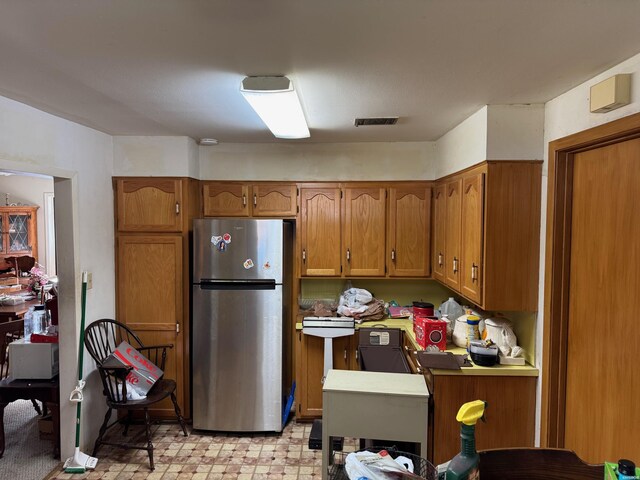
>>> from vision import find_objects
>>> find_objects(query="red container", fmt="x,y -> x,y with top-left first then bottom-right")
414,315 -> 428,348
423,316 -> 447,351
412,301 -> 434,317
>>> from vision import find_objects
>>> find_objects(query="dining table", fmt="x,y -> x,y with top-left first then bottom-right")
0,298 -> 40,322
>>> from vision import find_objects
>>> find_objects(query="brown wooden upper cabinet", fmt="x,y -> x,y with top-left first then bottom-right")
115,178 -> 184,232
343,186 -> 386,277
202,182 -> 297,217
432,184 -> 446,282
299,182 -> 432,278
433,161 -> 542,311
388,185 -> 431,277
299,185 -> 342,276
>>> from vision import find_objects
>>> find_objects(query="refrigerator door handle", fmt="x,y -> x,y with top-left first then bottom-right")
198,279 -> 277,290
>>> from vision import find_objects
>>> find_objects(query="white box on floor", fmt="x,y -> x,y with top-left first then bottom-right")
9,338 -> 59,379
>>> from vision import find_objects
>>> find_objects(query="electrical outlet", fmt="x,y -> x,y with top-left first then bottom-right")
87,272 -> 93,290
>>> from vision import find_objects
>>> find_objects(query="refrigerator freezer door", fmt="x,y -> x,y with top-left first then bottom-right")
192,284 -> 283,432
193,219 -> 283,283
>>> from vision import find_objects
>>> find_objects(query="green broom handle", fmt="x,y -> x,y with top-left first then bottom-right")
74,275 -> 88,448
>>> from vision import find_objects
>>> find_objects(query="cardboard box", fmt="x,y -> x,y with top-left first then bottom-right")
9,338 -> 59,379
109,341 -> 163,395
38,414 -> 53,439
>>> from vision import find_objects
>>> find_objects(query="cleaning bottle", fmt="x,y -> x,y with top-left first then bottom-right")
446,400 -> 487,480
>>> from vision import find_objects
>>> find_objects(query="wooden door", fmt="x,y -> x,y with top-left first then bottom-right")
299,187 -> 341,276
116,178 -> 183,232
251,184 -> 297,217
444,179 -> 462,290
343,187 -> 386,277
388,185 -> 431,277
460,173 -> 484,304
562,138 -> 640,463
432,183 -> 446,282
116,235 -> 184,416
296,331 -> 351,419
202,182 -> 249,217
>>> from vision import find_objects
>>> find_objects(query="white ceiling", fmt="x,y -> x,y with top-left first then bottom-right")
2,1 -> 640,143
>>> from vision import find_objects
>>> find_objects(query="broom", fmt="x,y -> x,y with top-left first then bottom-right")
63,271 -> 98,473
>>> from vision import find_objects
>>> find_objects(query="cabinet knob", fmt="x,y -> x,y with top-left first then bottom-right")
302,249 -> 306,263
253,194 -> 257,207
391,249 -> 396,262
346,248 -> 350,262
242,194 -> 247,207
175,202 -> 180,215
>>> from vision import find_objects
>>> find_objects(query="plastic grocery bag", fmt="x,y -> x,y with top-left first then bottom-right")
344,450 -> 422,479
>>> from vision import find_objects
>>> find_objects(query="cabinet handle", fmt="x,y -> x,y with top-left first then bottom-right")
453,257 -> 458,273
344,349 -> 347,361
472,263 -> 479,281
302,249 -> 306,263
253,194 -> 257,207
391,249 -> 396,262
355,349 -> 359,362
438,253 -> 443,267
175,202 -> 180,215
242,194 -> 247,207
346,248 -> 350,262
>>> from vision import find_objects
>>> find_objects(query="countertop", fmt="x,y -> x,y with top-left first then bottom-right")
297,317 -> 538,377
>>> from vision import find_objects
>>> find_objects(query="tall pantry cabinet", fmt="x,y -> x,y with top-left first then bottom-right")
114,177 -> 200,418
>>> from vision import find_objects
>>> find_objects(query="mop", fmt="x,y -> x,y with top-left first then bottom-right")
63,271 -> 98,473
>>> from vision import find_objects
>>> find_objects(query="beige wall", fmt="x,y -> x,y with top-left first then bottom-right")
0,95 -> 115,458
0,174 -> 53,264
199,141 -> 436,181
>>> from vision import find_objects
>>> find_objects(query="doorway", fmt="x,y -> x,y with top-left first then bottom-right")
541,112 -> 640,463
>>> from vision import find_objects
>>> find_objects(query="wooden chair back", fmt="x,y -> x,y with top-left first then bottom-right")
478,447 -> 604,479
0,319 -> 24,379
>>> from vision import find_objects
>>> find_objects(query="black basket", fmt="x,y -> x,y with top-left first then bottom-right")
329,446 -> 437,480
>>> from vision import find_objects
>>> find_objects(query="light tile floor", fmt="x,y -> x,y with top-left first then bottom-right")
45,421 -> 358,480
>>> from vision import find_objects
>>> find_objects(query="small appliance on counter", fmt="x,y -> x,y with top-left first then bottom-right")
414,316 -> 447,351
468,339 -> 499,367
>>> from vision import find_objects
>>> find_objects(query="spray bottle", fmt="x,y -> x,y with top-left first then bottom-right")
445,400 -> 487,480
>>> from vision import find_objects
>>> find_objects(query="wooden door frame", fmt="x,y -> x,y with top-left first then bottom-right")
541,111 -> 640,447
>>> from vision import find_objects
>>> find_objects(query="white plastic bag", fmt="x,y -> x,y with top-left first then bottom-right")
344,450 -> 421,479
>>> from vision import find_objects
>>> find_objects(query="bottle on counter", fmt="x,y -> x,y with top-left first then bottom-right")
466,315 -> 481,347
23,306 -> 35,341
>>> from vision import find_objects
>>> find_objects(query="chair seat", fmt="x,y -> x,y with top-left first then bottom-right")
107,379 -> 176,410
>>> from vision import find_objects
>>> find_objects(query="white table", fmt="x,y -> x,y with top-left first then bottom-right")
321,369 -> 430,480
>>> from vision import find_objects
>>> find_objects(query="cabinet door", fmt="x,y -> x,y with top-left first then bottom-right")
117,235 -> 184,416
251,184 -> 297,217
343,187 -> 386,277
116,178 -> 183,232
3,208 -> 38,258
432,183 -> 446,282
388,185 -> 431,277
460,173 -> 484,304
444,179 -> 462,290
202,183 -> 249,217
299,187 -> 342,276
296,331 -> 351,419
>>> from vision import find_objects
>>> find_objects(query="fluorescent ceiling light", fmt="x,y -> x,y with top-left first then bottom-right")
240,76 -> 310,139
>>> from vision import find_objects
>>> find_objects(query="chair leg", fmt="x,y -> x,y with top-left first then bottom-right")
170,392 -> 188,437
123,410 -> 133,436
31,399 -> 42,416
144,408 -> 154,471
93,407 -> 111,457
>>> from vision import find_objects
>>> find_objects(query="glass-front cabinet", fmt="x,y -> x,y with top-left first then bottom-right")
0,206 -> 38,262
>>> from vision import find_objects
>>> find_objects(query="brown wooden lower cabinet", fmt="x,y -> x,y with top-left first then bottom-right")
295,331 -> 356,421
430,374 -> 536,465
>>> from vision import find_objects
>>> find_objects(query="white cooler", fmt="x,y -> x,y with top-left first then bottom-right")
9,338 -> 59,379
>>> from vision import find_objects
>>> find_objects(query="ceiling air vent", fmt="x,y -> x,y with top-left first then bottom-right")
354,117 -> 399,127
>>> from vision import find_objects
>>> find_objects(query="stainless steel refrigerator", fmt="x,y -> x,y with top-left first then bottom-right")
192,218 -> 292,432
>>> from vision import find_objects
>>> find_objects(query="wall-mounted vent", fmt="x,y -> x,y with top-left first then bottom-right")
354,117 -> 399,127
